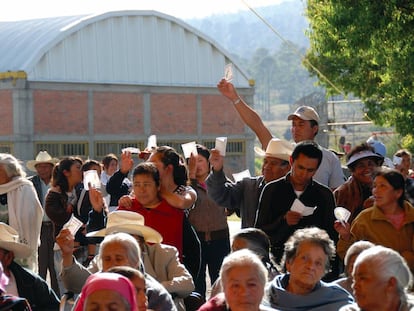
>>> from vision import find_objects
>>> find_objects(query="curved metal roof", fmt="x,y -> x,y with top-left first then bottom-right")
0,10 -> 250,87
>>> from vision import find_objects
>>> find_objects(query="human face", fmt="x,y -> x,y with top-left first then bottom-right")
148,153 -> 168,181
106,159 -> 118,176
262,156 -> 290,183
286,241 -> 327,294
133,174 -> 160,208
195,155 -> 210,181
395,154 -> 411,176
290,116 -> 318,143
0,165 -> 11,185
129,275 -> 148,311
351,158 -> 378,185
372,175 -> 403,210
223,265 -> 265,311
352,260 -> 393,310
101,242 -> 132,272
84,289 -> 129,311
35,163 -> 54,183
290,154 -> 319,191
64,162 -> 82,188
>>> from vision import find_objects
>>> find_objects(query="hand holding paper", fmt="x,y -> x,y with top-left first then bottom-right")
290,198 -> 317,216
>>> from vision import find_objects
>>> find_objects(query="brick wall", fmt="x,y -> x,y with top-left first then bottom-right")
0,90 -> 13,135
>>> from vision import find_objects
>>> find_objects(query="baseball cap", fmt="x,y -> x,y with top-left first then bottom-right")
287,106 -> 320,123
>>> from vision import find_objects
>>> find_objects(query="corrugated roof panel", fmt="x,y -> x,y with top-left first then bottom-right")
0,11 -> 250,87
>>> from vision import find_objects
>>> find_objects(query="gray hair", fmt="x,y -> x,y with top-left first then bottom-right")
344,240 -> 375,267
0,153 -> 26,179
220,249 -> 268,288
99,232 -> 141,269
354,246 -> 412,301
282,227 -> 335,273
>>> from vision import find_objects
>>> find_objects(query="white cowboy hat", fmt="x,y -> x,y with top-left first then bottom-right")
254,138 -> 294,162
0,223 -> 31,259
86,210 -> 163,244
26,151 -> 59,172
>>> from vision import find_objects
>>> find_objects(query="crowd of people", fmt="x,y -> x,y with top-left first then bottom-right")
0,78 -> 414,311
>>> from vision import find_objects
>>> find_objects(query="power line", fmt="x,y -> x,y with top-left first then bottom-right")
240,0 -> 345,96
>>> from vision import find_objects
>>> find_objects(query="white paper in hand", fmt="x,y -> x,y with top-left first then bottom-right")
147,135 -> 157,150
334,207 -> 351,226
181,141 -> 198,159
215,137 -> 227,156
232,169 -> 251,182
63,214 -> 83,236
122,147 -> 140,154
224,63 -> 233,82
290,198 -> 317,216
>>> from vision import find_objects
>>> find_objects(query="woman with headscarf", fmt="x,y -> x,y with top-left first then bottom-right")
0,153 -> 43,272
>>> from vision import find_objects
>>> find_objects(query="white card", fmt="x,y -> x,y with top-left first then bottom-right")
83,170 -> 101,190
181,141 -> 198,159
334,206 -> 351,226
224,63 -> 233,82
63,214 -> 83,236
290,198 -> 317,216
122,147 -> 140,154
232,169 -> 251,182
215,137 -> 227,156
147,135 -> 157,150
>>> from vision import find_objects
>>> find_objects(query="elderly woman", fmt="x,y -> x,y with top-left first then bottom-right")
57,229 -> 177,311
0,153 -> 43,272
333,240 -> 375,295
73,272 -> 137,311
334,143 -> 383,224
266,227 -> 353,310
199,249 -> 273,311
336,168 -> 414,271
340,245 -> 414,311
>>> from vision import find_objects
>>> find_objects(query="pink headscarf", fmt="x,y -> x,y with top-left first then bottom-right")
74,272 -> 137,311
0,262 -> 9,292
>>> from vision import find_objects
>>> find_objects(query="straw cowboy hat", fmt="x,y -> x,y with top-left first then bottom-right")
254,138 -> 294,162
26,151 -> 59,172
0,223 -> 31,259
86,210 -> 163,244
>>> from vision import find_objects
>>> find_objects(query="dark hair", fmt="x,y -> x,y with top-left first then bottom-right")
309,120 -> 319,136
132,162 -> 160,187
282,227 -> 335,274
153,146 -> 189,186
233,228 -> 279,276
291,140 -> 323,168
374,167 -> 406,207
52,157 -> 80,192
81,159 -> 101,172
102,153 -> 118,169
346,143 -> 382,171
107,266 -> 145,281
195,144 -> 210,162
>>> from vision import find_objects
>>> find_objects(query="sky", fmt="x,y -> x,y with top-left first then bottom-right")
0,0 -> 288,22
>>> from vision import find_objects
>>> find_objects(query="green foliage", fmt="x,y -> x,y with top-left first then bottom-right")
304,0 -> 414,136
254,157 -> 263,176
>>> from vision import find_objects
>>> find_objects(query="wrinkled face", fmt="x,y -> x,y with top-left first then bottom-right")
223,264 -> 265,311
290,116 -> 318,143
352,261 -> 391,310
101,242 -> 132,272
133,174 -> 160,208
35,163 -> 54,182
351,158 -> 378,185
372,176 -> 402,209
290,154 -> 319,189
84,289 -> 129,311
261,156 -> 290,183
0,165 -> 11,185
286,241 -> 327,293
